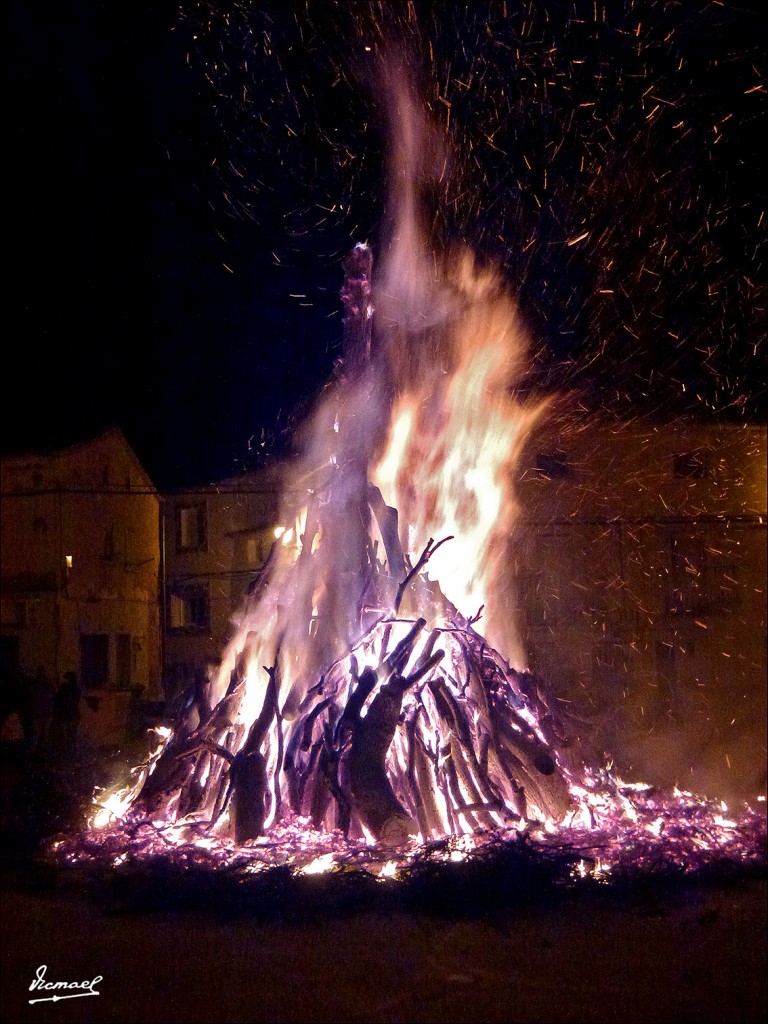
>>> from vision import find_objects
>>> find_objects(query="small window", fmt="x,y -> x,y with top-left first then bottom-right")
175,503 -> 208,553
532,451 -> 572,480
80,633 -> 109,688
246,532 -> 270,566
168,585 -> 210,632
674,451 -> 709,479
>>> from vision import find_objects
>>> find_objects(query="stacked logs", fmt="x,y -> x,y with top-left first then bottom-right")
135,560 -> 574,845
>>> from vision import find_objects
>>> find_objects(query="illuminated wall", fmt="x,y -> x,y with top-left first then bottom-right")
1,428 -> 162,739
514,414 -> 767,802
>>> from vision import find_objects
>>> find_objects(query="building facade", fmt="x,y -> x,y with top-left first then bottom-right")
511,412 -> 767,802
162,464 -> 282,700
1,429 -> 162,743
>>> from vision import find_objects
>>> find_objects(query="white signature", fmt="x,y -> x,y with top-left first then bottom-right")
29,964 -> 102,1004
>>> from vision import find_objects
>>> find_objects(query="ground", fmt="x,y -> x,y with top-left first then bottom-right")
2,874 -> 766,1024
1,742 -> 766,1024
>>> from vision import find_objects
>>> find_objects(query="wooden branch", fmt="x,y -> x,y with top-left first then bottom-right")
490,709 -> 572,821
368,484 -> 407,578
412,729 -> 444,837
443,753 -> 479,831
405,649 -> 445,687
230,751 -> 269,844
273,691 -> 284,825
134,735 -> 202,814
284,697 -> 333,776
335,666 -> 378,745
215,665 -> 280,842
378,617 -> 427,676
242,665 -> 278,756
395,536 -> 454,613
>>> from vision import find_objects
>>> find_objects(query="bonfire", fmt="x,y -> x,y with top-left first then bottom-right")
64,74 -> 764,887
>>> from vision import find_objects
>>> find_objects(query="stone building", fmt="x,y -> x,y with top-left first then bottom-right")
161,463 -> 282,701
512,412 -> 767,802
0,428 -> 162,744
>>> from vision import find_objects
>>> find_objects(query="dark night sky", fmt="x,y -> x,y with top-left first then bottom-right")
4,1 -> 766,490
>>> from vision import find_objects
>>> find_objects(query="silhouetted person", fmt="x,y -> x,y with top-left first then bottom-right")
52,671 -> 81,752
0,667 -> 30,748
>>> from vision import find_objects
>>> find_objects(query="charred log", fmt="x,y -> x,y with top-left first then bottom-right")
368,484 -> 406,578
230,751 -> 269,844
343,673 -> 419,843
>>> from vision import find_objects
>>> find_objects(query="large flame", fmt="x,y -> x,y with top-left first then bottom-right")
70,62 -> 765,881
372,250 -> 546,666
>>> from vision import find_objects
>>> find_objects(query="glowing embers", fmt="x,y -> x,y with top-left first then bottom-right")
59,782 -> 765,887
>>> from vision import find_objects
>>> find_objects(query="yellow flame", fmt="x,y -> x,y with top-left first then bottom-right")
378,860 -> 399,878
372,253 -> 546,664
91,788 -> 135,829
300,852 -> 336,875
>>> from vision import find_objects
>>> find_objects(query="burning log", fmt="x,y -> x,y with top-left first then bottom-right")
343,672 -> 418,843
230,665 -> 280,841
335,622 -> 447,843
367,484 -> 406,579
340,242 -> 373,368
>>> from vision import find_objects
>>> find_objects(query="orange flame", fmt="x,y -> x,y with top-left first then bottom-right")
373,250 -> 547,666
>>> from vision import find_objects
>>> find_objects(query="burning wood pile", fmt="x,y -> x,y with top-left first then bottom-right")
129,240 -> 576,850
62,75 -> 764,890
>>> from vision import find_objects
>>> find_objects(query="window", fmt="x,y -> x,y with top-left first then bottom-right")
175,503 -> 208,552
168,585 -> 210,632
674,451 -> 709,479
0,635 -> 20,680
80,634 -> 109,688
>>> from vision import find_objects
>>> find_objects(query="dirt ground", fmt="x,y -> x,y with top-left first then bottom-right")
1,870 -> 765,1024
1,742 -> 765,1024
